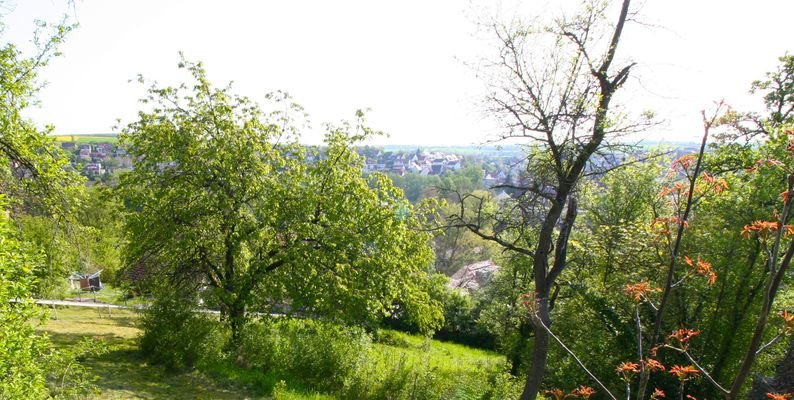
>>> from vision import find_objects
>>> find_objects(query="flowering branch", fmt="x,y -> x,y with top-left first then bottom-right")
661,344 -> 729,394
638,104 -> 724,399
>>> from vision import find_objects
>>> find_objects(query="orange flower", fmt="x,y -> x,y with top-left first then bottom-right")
659,182 -> 690,198
669,365 -> 700,381
624,282 -> 660,302
702,172 -> 729,194
616,361 -> 640,381
682,257 -> 717,285
571,386 -> 596,399
782,190 -> 793,205
742,220 -> 782,239
644,358 -> 665,372
694,259 -> 717,285
651,388 -> 666,399
545,388 -> 566,400
672,155 -> 697,171
783,310 -> 794,335
766,393 -> 792,400
669,328 -> 701,350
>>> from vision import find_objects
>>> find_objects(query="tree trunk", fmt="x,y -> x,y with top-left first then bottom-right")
227,300 -> 246,348
521,299 -> 551,400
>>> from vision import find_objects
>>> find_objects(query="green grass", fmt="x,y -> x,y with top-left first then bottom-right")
38,307 -> 261,399
37,307 -> 509,399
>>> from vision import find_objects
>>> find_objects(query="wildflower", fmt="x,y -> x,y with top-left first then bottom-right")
686,395 -> 698,400
659,182 -> 690,198
702,172 -> 729,194
694,259 -> 717,285
747,159 -> 785,173
682,257 -> 717,285
651,388 -> 665,399
741,220 -> 781,239
571,386 -> 596,399
669,365 -> 700,381
624,282 -> 659,302
669,328 -> 701,350
545,388 -> 566,400
766,393 -> 792,400
782,190 -> 793,205
616,361 -> 640,381
672,155 -> 697,171
644,358 -> 665,372
783,310 -> 794,335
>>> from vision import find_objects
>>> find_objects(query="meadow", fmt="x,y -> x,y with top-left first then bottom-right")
37,306 -> 515,399
53,134 -> 119,144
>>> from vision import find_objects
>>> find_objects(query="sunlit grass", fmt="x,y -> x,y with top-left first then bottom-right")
38,307 -> 508,399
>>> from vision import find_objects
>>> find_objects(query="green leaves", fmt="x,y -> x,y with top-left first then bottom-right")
119,60 -> 442,341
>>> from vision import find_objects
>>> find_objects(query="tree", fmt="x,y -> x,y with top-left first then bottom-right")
0,12 -> 102,398
450,0 -> 641,397
118,60 -> 441,345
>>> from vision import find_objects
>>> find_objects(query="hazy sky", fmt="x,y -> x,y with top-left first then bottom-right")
4,0 -> 793,145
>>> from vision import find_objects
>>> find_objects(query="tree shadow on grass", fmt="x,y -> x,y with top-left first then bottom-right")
42,330 -> 262,399
86,345 -> 262,399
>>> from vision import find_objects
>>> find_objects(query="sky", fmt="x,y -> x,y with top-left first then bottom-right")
3,0 -> 793,146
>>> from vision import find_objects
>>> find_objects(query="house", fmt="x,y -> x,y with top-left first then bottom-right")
61,142 -> 77,151
79,148 -> 92,160
67,270 -> 103,292
447,260 -> 500,292
84,162 -> 105,176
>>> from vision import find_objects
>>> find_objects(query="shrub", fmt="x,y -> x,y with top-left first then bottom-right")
238,318 -> 371,391
138,288 -> 225,371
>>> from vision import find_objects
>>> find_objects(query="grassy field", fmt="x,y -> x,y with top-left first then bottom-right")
38,307 -> 255,399
37,307 -> 508,399
53,134 -> 119,144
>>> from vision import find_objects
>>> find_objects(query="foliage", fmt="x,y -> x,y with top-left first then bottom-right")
138,284 -> 227,371
118,58 -> 441,346
0,196 -> 50,398
0,20 -> 81,216
433,287 -> 496,349
237,318 -> 371,391
0,196 -> 103,399
18,186 -> 124,297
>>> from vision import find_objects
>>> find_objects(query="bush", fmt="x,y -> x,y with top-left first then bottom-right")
433,289 -> 496,350
237,318 -> 371,391
138,288 -> 225,371
237,316 -> 519,399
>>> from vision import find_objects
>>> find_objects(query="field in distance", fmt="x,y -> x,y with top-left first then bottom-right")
53,134 -> 118,144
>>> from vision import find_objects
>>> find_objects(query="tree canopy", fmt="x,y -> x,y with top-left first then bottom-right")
118,60 -> 442,343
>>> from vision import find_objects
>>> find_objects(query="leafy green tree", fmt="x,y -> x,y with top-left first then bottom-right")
118,60 -> 441,345
0,196 -> 50,398
0,14 -> 102,398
